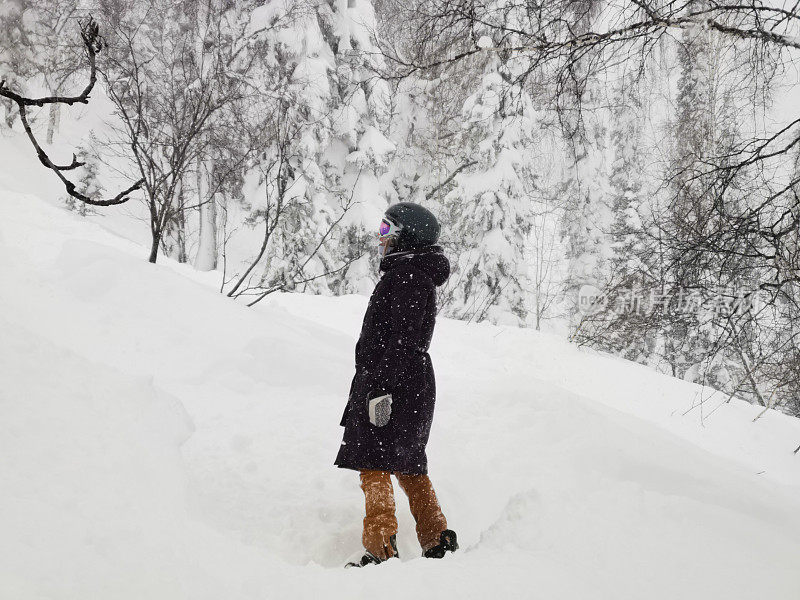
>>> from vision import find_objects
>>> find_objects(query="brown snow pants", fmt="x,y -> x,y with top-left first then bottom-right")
359,469 -> 448,559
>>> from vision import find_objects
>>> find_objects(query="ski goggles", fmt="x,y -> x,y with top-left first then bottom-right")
378,218 -> 402,239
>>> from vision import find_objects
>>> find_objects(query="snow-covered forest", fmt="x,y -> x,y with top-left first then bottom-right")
3,2 -> 800,597
3,1 -> 800,416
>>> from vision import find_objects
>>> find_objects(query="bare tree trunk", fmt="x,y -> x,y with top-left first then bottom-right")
162,180 -> 188,263
148,231 -> 160,264
177,208 -> 187,263
46,99 -> 61,144
195,158 -> 218,271
174,181 -> 187,263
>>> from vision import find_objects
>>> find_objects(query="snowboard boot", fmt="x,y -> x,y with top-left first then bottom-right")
345,534 -> 399,568
422,529 -> 459,559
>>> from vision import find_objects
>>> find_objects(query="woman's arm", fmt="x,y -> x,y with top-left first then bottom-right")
369,270 -> 430,394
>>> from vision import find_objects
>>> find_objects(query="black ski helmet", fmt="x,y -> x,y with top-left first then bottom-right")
383,202 -> 440,250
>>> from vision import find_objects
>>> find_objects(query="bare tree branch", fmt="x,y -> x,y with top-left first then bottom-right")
0,16 -> 143,207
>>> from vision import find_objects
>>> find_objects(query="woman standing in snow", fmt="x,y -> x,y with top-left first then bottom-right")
335,202 -> 458,567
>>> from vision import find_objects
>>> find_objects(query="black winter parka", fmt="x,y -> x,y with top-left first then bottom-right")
334,245 -> 450,475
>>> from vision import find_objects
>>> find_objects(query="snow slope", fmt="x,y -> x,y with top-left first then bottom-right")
1,191 -> 800,600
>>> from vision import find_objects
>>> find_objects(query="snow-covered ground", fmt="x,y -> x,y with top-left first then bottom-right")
1,190 -> 800,600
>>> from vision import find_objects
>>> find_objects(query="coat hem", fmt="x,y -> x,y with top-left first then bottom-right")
334,461 -> 428,476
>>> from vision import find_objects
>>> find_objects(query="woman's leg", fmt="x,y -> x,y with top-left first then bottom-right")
396,473 -> 448,551
360,469 -> 398,559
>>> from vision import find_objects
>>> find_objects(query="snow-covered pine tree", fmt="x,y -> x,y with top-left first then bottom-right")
325,0 -> 396,295
576,68 -> 653,359
699,71 -> 765,401
443,51 -> 538,325
222,2 -> 336,297
230,0 -> 394,298
558,0 -> 609,333
663,8 -> 715,380
64,145 -> 104,216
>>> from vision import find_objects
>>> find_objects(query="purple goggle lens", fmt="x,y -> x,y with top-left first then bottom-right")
379,219 -> 394,237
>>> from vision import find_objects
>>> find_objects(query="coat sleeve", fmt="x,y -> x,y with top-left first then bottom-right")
370,270 -> 430,394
